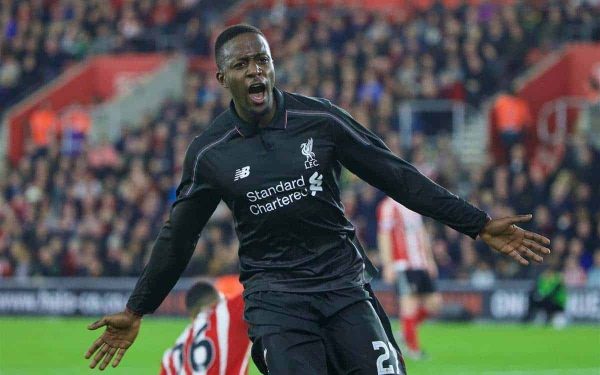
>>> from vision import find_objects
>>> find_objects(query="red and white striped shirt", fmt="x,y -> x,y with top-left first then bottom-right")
159,293 -> 250,375
377,197 -> 431,271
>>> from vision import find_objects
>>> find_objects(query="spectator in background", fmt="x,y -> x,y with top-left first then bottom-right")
29,101 -> 60,156
0,53 -> 21,103
470,260 -> 496,289
491,85 -> 533,164
88,137 -> 121,177
587,63 -> 600,102
587,251 -> 600,288
563,255 -> 587,287
60,103 -> 91,156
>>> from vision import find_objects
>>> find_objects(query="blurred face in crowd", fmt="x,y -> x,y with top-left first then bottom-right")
216,33 -> 276,126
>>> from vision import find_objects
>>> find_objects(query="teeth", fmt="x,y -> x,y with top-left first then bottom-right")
250,91 -> 265,104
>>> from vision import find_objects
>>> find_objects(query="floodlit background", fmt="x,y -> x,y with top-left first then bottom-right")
0,0 -> 599,374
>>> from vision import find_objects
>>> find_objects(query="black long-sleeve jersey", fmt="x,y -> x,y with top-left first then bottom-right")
127,88 -> 489,314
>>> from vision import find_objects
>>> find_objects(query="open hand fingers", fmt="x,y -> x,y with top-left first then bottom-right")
90,343 -> 111,369
112,348 -> 128,368
523,239 -> 551,256
518,244 -> 543,263
507,214 -> 533,224
524,230 -> 551,246
85,337 -> 104,359
508,248 -> 529,265
99,347 -> 117,370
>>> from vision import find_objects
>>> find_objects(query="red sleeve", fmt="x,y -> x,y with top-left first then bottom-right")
393,210 -> 408,263
377,198 -> 396,234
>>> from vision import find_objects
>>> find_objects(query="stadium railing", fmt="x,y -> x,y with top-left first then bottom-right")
397,99 -> 487,168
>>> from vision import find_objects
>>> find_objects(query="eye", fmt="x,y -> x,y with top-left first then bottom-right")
234,61 -> 247,69
259,56 -> 270,64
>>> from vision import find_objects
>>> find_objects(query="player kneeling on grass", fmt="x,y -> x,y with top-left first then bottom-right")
158,280 -> 251,375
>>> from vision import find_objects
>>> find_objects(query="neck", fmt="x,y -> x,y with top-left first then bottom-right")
234,102 -> 277,128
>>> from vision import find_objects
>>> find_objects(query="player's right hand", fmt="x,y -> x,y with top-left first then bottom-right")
85,309 -> 142,370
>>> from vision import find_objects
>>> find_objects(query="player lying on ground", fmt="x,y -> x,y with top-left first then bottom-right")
85,24 -> 550,374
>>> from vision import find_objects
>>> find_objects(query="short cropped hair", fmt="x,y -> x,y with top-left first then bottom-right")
185,281 -> 219,312
214,24 -> 265,70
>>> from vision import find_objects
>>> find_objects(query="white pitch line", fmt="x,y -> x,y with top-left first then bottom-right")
477,369 -> 600,375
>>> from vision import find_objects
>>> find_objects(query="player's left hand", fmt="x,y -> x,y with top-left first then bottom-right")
479,214 -> 551,265
85,309 -> 142,370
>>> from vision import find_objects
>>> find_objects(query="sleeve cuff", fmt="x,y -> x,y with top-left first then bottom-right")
125,305 -> 144,318
476,214 -> 492,239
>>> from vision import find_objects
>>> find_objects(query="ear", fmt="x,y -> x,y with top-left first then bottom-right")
216,71 -> 228,88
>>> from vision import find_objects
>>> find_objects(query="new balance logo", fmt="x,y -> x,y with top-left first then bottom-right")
309,171 -> 323,196
234,166 -> 250,181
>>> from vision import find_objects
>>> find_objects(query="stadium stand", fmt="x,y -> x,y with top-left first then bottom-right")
0,0 -> 240,112
1,1 -> 599,289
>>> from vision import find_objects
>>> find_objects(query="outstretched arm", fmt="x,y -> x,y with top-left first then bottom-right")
329,103 -> 487,238
84,137 -> 222,369
328,103 -> 551,264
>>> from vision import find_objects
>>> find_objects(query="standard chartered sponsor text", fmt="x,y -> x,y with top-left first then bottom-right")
246,175 -> 309,215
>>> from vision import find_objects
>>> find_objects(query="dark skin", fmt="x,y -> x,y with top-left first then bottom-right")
85,309 -> 140,370
84,32 -> 551,370
216,33 -> 277,127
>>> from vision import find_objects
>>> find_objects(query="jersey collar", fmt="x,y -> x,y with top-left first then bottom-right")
228,87 -> 287,137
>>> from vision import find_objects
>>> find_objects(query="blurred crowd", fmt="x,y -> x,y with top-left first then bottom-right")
1,1 -> 600,286
0,0 -> 233,111
250,0 -> 599,110
0,78 -> 235,278
2,0 -> 599,112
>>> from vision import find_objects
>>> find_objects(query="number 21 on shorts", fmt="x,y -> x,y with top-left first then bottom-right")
372,340 -> 401,375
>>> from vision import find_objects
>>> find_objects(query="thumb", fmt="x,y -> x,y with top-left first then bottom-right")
87,317 -> 108,330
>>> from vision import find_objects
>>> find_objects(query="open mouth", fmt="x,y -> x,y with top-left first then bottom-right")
248,82 -> 267,105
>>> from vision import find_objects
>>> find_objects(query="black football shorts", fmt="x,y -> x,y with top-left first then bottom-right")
245,285 -> 406,375
397,269 -> 436,296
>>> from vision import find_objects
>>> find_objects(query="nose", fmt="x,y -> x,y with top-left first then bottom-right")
248,62 -> 262,76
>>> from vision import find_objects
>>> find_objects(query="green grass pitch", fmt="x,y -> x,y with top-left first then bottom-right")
0,317 -> 598,374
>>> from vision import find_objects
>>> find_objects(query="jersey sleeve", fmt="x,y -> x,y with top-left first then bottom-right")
127,138 -> 222,314
328,104 -> 489,239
